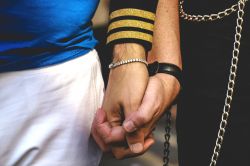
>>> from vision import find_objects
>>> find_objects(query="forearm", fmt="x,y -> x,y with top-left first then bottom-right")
95,0 -> 182,158
112,43 -> 145,61
107,0 -> 158,56
151,0 -> 182,69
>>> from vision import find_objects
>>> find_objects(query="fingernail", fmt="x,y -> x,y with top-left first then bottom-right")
124,121 -> 137,132
130,143 -> 143,153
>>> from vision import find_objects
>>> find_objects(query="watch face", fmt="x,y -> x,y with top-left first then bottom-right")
148,61 -> 159,76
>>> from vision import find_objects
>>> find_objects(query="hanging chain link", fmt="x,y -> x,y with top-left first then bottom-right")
179,0 -> 248,21
209,1 -> 247,165
179,0 -> 248,166
163,111 -> 171,166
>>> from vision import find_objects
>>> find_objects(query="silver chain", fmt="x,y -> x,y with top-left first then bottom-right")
179,0 -> 248,165
180,0 -> 248,21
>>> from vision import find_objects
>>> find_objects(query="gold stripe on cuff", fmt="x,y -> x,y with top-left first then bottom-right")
108,20 -> 154,32
107,31 -> 153,44
110,8 -> 155,21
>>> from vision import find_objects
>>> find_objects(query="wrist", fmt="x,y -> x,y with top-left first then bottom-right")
148,61 -> 182,105
113,43 -> 146,61
156,58 -> 182,71
149,49 -> 182,69
109,58 -> 148,69
155,73 -> 181,105
148,61 -> 182,85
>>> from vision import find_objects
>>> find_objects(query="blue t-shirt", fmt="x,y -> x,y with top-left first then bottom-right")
0,0 -> 99,72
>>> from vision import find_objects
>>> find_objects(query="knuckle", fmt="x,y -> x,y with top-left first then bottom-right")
125,101 -> 140,112
97,125 -> 110,142
136,111 -> 151,125
103,137 -> 110,144
130,101 -> 140,110
112,151 -> 126,160
114,153 -> 124,160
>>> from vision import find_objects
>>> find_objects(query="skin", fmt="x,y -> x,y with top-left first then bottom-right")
91,0 -> 182,159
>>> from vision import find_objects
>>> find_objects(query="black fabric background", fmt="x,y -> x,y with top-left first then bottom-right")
177,1 -> 250,166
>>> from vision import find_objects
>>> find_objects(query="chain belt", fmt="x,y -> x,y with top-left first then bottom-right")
177,0 -> 248,166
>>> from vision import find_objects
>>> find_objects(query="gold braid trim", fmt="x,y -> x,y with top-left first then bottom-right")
110,8 -> 155,21
107,31 -> 153,44
108,20 -> 154,32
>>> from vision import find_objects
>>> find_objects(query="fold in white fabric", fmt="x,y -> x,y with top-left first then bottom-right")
0,50 -> 104,166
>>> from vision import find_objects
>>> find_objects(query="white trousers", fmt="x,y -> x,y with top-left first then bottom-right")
0,50 -> 104,166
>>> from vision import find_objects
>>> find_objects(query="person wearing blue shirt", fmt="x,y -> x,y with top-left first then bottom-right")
0,0 -> 99,71
0,0 -> 161,165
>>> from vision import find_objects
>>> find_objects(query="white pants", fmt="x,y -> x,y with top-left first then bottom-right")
0,50 -> 104,166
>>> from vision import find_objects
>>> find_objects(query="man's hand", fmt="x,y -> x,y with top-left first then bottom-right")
110,72 -> 180,159
91,107 -> 155,159
103,43 -> 154,155
118,0 -> 183,154
92,0 -> 182,158
92,72 -> 180,159
91,108 -> 126,152
112,73 -> 180,159
123,73 -> 180,135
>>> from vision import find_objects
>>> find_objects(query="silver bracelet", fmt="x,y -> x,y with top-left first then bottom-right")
109,58 -> 148,69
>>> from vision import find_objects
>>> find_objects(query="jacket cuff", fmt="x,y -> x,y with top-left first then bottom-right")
107,0 -> 158,51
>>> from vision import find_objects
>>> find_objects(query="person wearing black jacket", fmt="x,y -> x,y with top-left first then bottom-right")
177,0 -> 250,165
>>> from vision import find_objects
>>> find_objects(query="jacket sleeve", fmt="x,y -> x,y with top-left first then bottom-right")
106,0 -> 158,51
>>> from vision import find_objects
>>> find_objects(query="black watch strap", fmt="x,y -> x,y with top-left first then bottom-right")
148,61 -> 182,88
148,61 -> 182,105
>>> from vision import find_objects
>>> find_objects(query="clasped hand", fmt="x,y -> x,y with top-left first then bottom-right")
91,61 -> 180,159
91,44 -> 180,159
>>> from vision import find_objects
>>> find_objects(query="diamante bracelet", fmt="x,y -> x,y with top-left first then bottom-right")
109,58 -> 148,69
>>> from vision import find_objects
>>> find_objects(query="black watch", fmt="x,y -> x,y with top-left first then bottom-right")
148,61 -> 182,88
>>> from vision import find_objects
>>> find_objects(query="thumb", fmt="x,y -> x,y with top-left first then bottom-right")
123,93 -> 156,133
122,92 -> 157,154
125,129 -> 145,154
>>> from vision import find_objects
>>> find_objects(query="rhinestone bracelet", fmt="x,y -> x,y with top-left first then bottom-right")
109,58 -> 148,69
